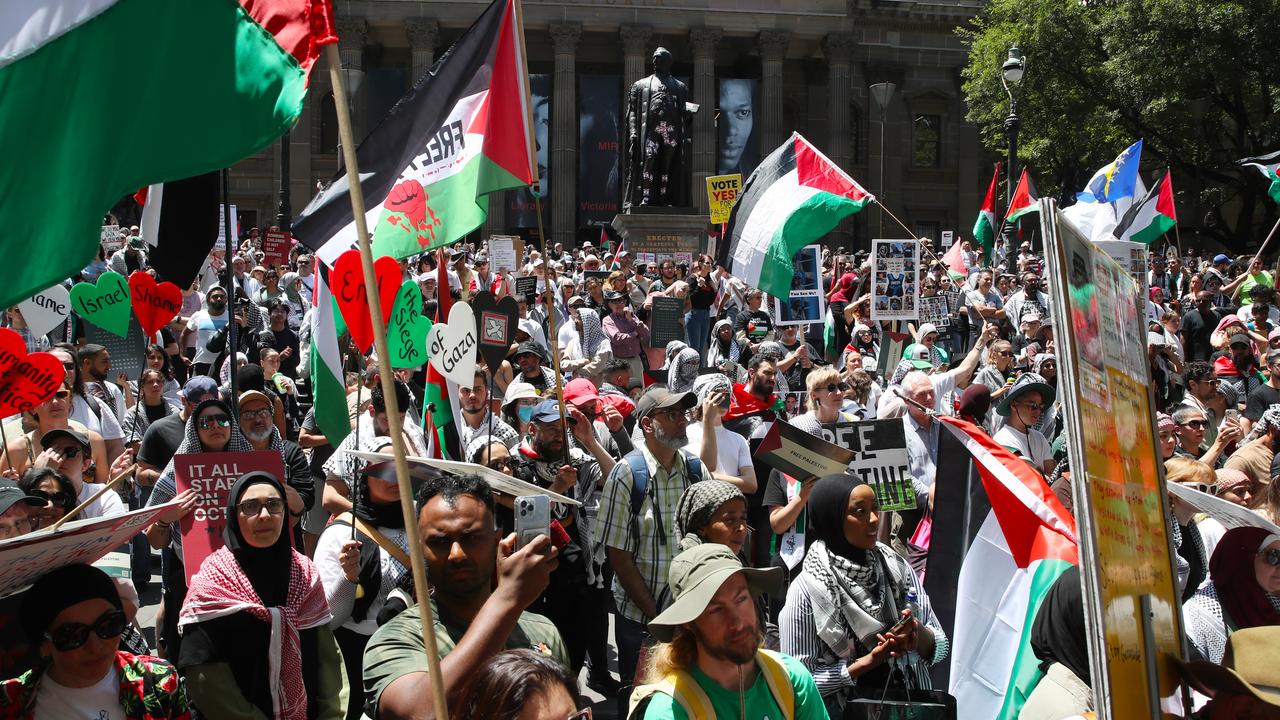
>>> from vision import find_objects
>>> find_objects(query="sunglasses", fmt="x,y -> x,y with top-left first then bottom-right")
52,389 -> 72,400
198,415 -> 232,430
1178,420 -> 1208,429
54,445 -> 84,459
32,490 -> 71,505
45,609 -> 127,652
997,351 -> 1014,357
1017,402 -> 1045,412
1185,482 -> 1219,496
237,497 -> 286,516
1259,548 -> 1280,567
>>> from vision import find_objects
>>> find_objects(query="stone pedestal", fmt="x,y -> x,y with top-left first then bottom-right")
612,210 -> 711,260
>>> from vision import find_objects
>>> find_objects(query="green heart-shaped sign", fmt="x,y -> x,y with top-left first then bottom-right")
387,281 -> 429,369
70,271 -> 132,337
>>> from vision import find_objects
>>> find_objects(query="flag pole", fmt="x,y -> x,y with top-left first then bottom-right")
533,190 -> 571,465
876,198 -> 952,272
325,43 -> 450,720
49,464 -> 138,531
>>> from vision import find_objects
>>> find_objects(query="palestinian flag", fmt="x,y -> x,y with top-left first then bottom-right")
424,249 -> 463,460
717,133 -> 873,298
310,261 -> 352,445
293,0 -> 536,265
1114,170 -> 1177,245
1005,169 -> 1039,222
940,416 -> 1079,720
1240,150 -> 1280,205
136,173 -> 222,289
973,163 -> 1000,265
0,0 -> 335,310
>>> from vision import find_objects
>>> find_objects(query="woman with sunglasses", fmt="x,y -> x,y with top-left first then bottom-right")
49,344 -> 125,472
1183,526 -> 1280,664
178,472 -> 344,720
16,468 -> 75,531
1164,457 -> 1228,602
0,564 -> 189,718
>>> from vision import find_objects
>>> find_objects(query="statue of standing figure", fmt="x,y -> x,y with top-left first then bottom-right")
623,47 -> 694,210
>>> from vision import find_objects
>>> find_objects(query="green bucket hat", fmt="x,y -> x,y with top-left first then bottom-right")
647,544 -> 783,642
996,372 -> 1056,417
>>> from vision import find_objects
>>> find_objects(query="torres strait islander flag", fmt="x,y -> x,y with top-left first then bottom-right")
0,0 -> 335,310
717,133 -> 874,298
939,416 -> 1080,720
293,0 -> 536,264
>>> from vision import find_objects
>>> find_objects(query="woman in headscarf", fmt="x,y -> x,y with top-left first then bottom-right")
1031,353 -> 1060,439
1019,566 -> 1092,719
666,345 -> 701,394
956,383 -> 993,430
1183,526 -> 1280,663
178,472 -> 344,719
561,307 -> 612,383
1,564 -> 189,718
315,443 -> 411,720
779,473 -> 949,717
705,319 -> 742,372
675,480 -> 749,556
279,272 -> 306,330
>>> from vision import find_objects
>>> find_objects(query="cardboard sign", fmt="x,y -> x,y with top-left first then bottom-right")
706,173 -> 742,225
1168,482 -> 1280,534
819,420 -> 914,512
426,302 -> 478,387
331,250 -> 402,353
919,295 -> 951,330
648,296 -> 685,349
387,281 -> 429,369
175,450 -> 288,585
82,317 -> 148,391
17,284 -> 70,337
352,451 -> 580,506
488,236 -> 521,274
0,503 -> 174,598
775,244 -> 824,326
262,229 -> 291,269
941,230 -> 954,248
128,271 -> 182,336
515,276 -> 538,302
100,225 -> 124,254
470,291 -> 519,371
70,271 -> 132,337
756,419 -> 857,483
0,329 -> 65,417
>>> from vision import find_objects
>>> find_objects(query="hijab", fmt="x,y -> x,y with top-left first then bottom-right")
668,347 -> 701,394
1210,526 -> 1280,629
675,480 -> 746,552
223,471 -> 293,607
352,441 -> 405,530
830,273 -> 856,304
712,319 -> 740,362
157,399 -> 254,494
1030,565 -> 1091,686
577,307 -> 605,358
806,473 -> 870,562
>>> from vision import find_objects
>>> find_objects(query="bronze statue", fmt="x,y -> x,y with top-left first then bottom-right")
623,47 -> 694,209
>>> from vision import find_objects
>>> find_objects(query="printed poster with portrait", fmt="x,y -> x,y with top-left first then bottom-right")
870,239 -> 919,322
509,74 -> 551,228
578,75 -> 621,227
717,79 -> 759,176
774,245 -> 824,326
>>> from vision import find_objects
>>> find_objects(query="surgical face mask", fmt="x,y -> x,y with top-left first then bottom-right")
517,405 -> 535,423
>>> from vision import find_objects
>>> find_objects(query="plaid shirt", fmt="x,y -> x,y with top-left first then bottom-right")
598,443 -> 698,623
10,328 -> 48,354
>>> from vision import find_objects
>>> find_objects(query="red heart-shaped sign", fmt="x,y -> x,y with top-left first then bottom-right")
331,250 -> 403,353
0,328 -> 66,417
128,271 -> 184,336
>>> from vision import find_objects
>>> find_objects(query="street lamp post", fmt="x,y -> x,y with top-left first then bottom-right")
870,82 -> 896,238
276,131 -> 291,232
1001,46 -> 1025,246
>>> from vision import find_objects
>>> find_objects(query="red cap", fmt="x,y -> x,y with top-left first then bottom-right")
564,378 -> 601,407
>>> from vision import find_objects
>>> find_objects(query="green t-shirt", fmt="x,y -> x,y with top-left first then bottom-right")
362,599 -> 569,717
642,652 -> 829,720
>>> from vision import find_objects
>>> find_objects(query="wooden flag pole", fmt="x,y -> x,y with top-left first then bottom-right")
49,463 -> 138,532
533,190 -> 571,465
326,43 -> 450,720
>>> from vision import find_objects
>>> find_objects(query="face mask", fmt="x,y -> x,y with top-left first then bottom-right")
517,405 -> 535,423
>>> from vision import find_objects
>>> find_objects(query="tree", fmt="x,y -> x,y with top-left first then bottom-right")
961,0 -> 1280,249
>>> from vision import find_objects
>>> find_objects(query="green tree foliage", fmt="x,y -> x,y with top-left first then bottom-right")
961,0 -> 1280,246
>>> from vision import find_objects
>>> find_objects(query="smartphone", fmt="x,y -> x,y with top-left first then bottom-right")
514,495 -> 550,549
1224,409 -> 1241,426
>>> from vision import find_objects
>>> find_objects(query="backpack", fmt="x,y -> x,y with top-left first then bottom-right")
627,649 -> 795,720
624,448 -> 703,550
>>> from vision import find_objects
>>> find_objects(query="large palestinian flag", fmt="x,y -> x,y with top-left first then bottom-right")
1241,150 -> 1280,205
716,133 -> 873,299
0,0 -> 335,310
940,416 -> 1080,720
973,164 -> 1000,265
1114,170 -> 1177,245
292,0 -> 535,264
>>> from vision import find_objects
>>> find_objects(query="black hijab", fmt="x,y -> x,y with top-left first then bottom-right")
806,473 -> 873,562
223,471 -> 292,608
352,445 -> 405,531
1029,565 -> 1091,687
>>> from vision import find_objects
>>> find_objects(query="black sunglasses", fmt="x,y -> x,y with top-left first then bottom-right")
54,445 -> 84,459
1179,420 -> 1208,429
237,497 -> 286,516
32,490 -> 71,505
45,609 -> 127,652
1260,548 -> 1280,567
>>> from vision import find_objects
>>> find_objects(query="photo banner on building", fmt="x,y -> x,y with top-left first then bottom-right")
775,245 -> 824,326
871,239 -> 919,322
509,74 -> 551,231
578,75 -> 621,228
718,79 -> 759,176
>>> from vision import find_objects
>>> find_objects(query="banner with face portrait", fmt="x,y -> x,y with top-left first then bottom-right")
578,75 -> 621,228
871,239 -> 919,322
717,79 -> 759,176
775,244 -> 824,326
509,74 -> 551,230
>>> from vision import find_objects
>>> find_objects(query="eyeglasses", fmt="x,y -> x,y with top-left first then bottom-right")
1259,548 -> 1280,567
485,458 -> 513,472
654,408 -> 688,423
240,408 -> 272,420
237,497 -> 286,516
52,389 -> 71,400
1017,402 -> 1045,412
198,414 -> 232,430
32,490 -> 70,505
45,609 -> 127,652
1178,420 -> 1208,429
53,445 -> 83,459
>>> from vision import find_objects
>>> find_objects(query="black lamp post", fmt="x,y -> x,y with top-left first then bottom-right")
277,131 -> 291,231
1001,45 -> 1025,243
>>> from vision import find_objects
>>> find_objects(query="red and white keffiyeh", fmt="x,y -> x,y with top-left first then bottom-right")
178,546 -> 332,720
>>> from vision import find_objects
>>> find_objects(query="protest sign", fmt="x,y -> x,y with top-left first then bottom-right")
82,316 -> 148,391
387,282 -> 428,369
0,503 -> 174,598
919,294 -> 951,329
331,249 -> 402,353
262,229 -> 291,269
941,230 -> 954,248
871,239 -> 919,322
426,301 -> 478,387
1043,201 -> 1184,718
70,271 -> 132,337
100,225 -> 124,254
636,252 -> 656,267
775,245 -> 824,326
583,270 -> 611,285
706,173 -> 741,225
93,551 -> 132,580
217,204 -> 238,246
648,296 -> 685,348
818,420 -> 914,511
756,419 -> 856,483
488,235 -> 521,274
0,329 -> 64,417
1094,239 -> 1149,297
128,271 -> 182,336
352,451 -> 580,506
17,284 -> 70,338
471,292 -> 519,371
175,450 -> 287,585
1168,482 -> 1280,534
515,276 -> 538,302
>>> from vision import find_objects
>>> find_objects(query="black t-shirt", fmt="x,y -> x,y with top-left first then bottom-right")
1244,383 -> 1280,421
137,413 -> 186,468
689,277 -> 716,310
1181,309 -> 1219,362
269,327 -> 301,378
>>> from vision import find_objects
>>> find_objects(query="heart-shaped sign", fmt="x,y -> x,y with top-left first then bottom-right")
0,328 -> 66,417
387,281 -> 429,369
17,284 -> 71,337
469,291 -> 520,372
128,271 -> 183,336
426,302 -> 478,387
69,271 -> 132,337
331,250 -> 403,353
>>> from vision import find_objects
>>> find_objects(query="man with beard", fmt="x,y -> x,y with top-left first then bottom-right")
238,391 -> 311,529
633,544 -> 825,719
361,474 -> 566,719
511,341 -> 557,393
598,387 -> 703,710
457,367 -> 520,452
180,286 -> 230,377
77,344 -> 126,421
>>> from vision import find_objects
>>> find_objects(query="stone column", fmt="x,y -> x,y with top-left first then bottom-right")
334,16 -> 368,138
405,18 -> 439,84
824,34 -> 856,246
757,30 -> 790,151
549,23 -> 581,249
690,28 -> 721,215
620,25 -> 653,89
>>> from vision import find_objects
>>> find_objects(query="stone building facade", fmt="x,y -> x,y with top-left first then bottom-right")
230,0 -> 989,253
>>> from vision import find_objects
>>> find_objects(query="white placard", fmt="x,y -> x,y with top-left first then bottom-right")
774,244 -> 825,326
488,236 -> 518,274
941,230 -> 954,248
1168,482 -> 1280,535
870,239 -> 919,322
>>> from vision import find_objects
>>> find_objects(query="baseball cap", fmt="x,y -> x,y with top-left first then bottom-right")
0,480 -> 45,517
563,378 -> 601,408
237,390 -> 272,409
634,387 -> 696,419
182,375 -> 220,402
648,544 -> 783,642
39,428 -> 92,454
1230,332 -> 1253,348
904,344 -> 933,370
1213,254 -> 1231,265
530,399 -> 574,425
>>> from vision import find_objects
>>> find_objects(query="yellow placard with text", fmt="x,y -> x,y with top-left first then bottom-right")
706,173 -> 741,225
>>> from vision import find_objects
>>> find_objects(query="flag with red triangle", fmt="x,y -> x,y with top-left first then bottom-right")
1005,169 -> 1039,222
424,248 -> 464,460
972,163 -> 1000,264
1114,170 -> 1178,245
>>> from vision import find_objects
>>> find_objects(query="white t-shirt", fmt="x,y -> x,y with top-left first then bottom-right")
70,394 -> 124,442
994,424 -> 1052,470
77,479 -> 127,520
685,421 -> 752,476
35,665 -> 123,720
186,309 -> 229,364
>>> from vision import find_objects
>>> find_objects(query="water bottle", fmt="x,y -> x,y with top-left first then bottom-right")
905,588 -> 920,621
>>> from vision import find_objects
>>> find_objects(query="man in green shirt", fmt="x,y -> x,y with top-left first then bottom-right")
361,474 -> 566,719
632,544 -> 829,719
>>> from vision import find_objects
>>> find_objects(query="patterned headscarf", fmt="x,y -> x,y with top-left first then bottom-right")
712,319 -> 740,362
159,399 -> 254,491
664,340 -> 689,368
577,308 -> 605,358
692,372 -> 732,406
668,347 -> 701,394
675,480 -> 746,551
